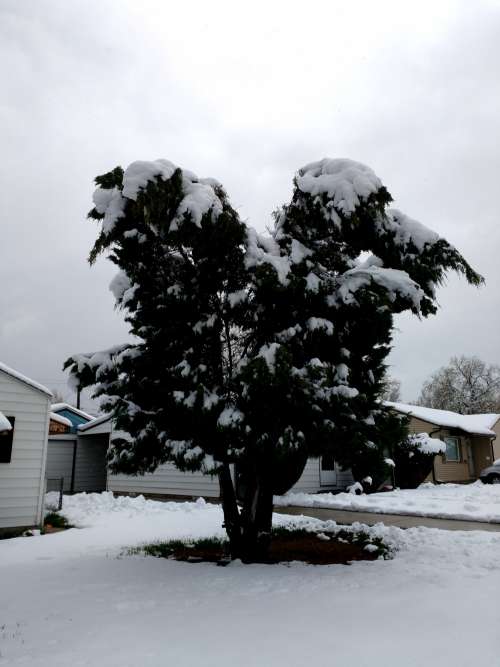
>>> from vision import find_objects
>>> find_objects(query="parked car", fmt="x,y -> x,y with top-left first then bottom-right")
479,460 -> 500,484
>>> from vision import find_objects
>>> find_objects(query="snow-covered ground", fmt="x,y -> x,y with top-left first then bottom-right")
276,480 -> 500,522
1,492 -> 500,666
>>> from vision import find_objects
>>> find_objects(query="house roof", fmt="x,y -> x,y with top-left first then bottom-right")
50,412 -> 73,428
385,401 -> 500,437
78,414 -> 111,433
0,361 -> 52,398
51,403 -> 94,421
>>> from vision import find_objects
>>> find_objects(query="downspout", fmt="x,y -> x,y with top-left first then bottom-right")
70,438 -> 78,494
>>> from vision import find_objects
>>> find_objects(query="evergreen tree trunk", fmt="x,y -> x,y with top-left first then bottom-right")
219,463 -> 274,562
218,463 -> 242,558
239,469 -> 274,562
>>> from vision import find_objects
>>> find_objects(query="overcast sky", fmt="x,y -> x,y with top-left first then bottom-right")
1,0 -> 499,411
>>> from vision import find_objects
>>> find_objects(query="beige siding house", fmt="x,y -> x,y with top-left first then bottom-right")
0,362 -> 52,533
387,402 -> 499,483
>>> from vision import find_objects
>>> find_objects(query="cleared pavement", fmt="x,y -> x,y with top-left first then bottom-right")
274,505 -> 500,531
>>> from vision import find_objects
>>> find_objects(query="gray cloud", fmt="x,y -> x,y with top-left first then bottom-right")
1,0 -> 499,409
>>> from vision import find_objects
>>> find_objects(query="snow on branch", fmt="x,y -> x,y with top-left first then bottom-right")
296,158 -> 383,215
406,433 -> 446,456
245,227 -> 291,285
90,159 -> 226,245
334,265 -> 425,310
380,209 -> 440,253
64,344 -> 133,390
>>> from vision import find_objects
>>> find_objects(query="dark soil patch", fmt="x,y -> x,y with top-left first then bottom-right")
42,511 -> 72,534
131,528 -> 389,565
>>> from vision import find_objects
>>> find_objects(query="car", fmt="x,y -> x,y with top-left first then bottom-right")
479,460 -> 500,484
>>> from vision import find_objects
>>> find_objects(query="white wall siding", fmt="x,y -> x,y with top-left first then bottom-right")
46,437 -> 76,492
73,435 -> 108,492
109,457 -> 353,499
291,459 -> 322,493
46,435 -> 109,493
336,466 -> 354,488
79,418 -> 112,436
0,372 -> 50,529
290,459 -> 354,493
108,463 -> 220,498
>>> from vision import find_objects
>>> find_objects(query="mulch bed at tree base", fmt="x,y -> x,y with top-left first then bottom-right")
137,529 -> 388,565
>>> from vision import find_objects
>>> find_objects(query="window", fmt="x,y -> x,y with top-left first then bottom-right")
444,436 -> 460,462
0,416 -> 15,463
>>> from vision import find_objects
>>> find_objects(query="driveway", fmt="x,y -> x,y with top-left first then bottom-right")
274,505 -> 500,531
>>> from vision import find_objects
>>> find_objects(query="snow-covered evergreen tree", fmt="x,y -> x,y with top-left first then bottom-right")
65,157 -> 482,561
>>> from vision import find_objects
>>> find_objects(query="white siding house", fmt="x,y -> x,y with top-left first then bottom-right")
79,416 -> 353,499
0,362 -> 52,533
45,404 -> 103,493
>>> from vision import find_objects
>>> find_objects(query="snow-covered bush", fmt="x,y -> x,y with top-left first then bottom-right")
65,157 -> 481,560
393,432 -> 446,488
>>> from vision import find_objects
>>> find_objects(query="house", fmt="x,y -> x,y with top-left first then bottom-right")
78,415 -> 354,499
45,403 -> 105,493
67,401 -> 500,497
386,402 -> 500,483
0,362 -> 52,534
50,403 -> 94,434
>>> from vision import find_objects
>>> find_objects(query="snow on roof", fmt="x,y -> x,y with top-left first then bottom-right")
51,403 -> 94,421
0,411 -> 12,432
0,362 -> 52,398
50,412 -> 73,428
385,402 -> 500,436
78,414 -> 111,433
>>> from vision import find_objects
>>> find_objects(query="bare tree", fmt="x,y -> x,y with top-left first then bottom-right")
380,376 -> 402,402
50,389 -> 66,404
417,356 -> 500,414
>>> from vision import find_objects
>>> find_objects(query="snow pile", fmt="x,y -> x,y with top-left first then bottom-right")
296,158 -> 382,215
39,492 -> 225,561
276,481 -> 500,523
47,491 -> 212,527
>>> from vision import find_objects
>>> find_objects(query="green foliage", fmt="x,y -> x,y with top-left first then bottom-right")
127,536 -> 228,559
129,527 -> 391,561
43,512 -> 70,529
65,157 -> 482,556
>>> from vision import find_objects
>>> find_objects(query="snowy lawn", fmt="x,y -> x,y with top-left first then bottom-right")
1,493 -> 500,666
275,480 -> 500,522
